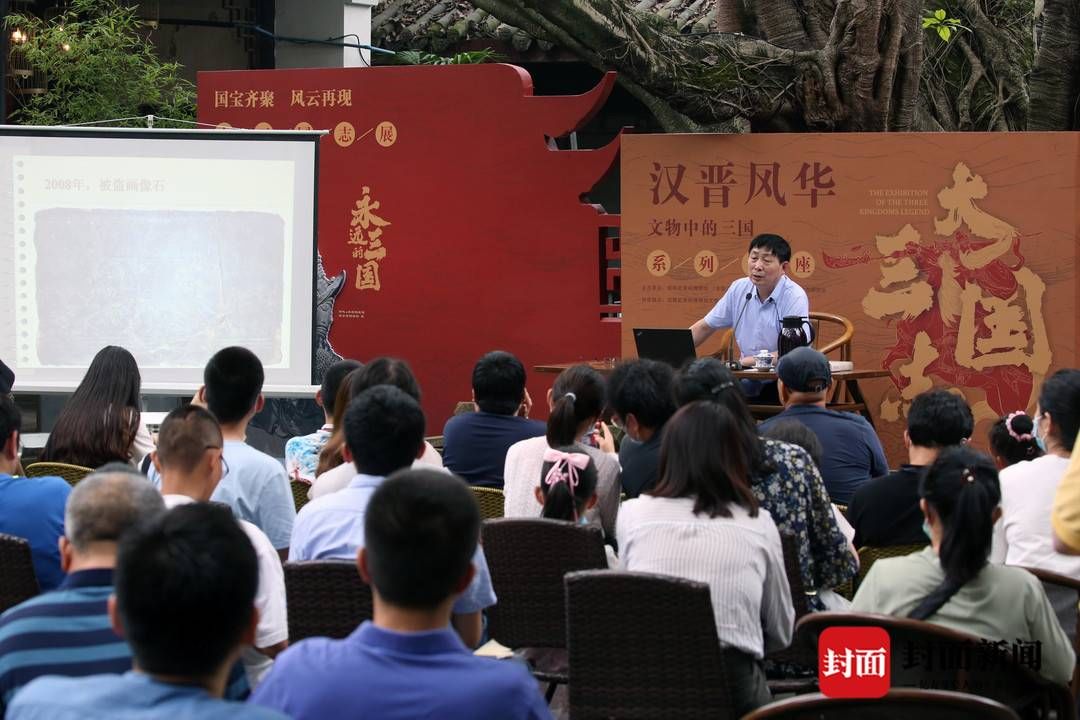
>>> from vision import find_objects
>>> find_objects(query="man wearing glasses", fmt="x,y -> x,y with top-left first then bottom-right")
152,404 -> 288,688
690,233 -> 809,402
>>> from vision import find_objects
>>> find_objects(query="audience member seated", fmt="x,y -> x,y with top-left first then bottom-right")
442,351 -> 544,488
847,389 -> 973,548
309,357 -> 444,500
0,394 -> 70,590
285,359 -> 361,483
991,369 -> 1080,634
852,447 -> 1074,686
759,347 -> 888,504
607,359 -> 677,498
675,358 -> 855,610
761,419 -> 857,552
988,411 -> 1044,469
153,405 -> 288,687
252,469 -> 551,719
0,470 -> 164,710
41,346 -> 154,468
151,347 -> 295,559
8,503 -> 285,719
617,401 -> 793,717
313,366 -> 361,478
503,364 -> 619,538
291,386 -> 495,648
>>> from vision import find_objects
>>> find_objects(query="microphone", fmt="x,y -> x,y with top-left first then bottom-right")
728,292 -> 753,370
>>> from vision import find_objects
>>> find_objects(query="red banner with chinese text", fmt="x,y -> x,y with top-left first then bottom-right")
198,65 -> 621,429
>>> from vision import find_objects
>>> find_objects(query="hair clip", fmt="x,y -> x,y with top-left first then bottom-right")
710,381 -> 735,395
562,392 -> 576,405
1004,411 -> 1033,442
961,467 -> 975,484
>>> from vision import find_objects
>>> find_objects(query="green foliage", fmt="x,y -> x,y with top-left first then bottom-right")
922,8 -> 966,42
393,48 -> 502,65
4,0 -> 195,127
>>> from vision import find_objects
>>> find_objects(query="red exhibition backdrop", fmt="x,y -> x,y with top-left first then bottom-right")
198,65 -> 621,429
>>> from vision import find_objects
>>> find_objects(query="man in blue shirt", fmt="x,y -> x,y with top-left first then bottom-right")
9,502 -> 286,720
442,351 -> 545,487
691,233 -> 809,400
291,385 -> 496,648
0,394 -> 70,591
253,468 -> 551,720
148,347 -> 295,560
759,347 -> 889,504
0,470 -> 166,710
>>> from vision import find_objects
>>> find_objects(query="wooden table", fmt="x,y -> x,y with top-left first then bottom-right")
534,362 -> 891,427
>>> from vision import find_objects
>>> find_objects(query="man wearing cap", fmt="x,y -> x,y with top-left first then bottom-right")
758,347 -> 887,504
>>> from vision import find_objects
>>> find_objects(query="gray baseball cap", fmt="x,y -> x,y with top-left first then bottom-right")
776,347 -> 831,393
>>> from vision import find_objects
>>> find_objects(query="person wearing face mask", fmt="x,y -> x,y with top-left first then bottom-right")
853,446 -> 1075,687
990,369 -> 1080,635
605,360 -> 677,498
690,233 -> 809,402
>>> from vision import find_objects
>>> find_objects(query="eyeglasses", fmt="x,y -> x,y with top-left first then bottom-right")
205,446 -> 230,479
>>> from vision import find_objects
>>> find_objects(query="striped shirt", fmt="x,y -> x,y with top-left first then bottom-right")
0,569 -> 127,710
0,569 -> 250,710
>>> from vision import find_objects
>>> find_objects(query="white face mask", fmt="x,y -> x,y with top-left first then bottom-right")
1034,413 -> 1048,452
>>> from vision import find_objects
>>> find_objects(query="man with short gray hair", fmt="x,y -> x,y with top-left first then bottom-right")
0,471 -> 165,710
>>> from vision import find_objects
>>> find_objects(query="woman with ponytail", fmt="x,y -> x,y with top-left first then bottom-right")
853,446 -> 1074,686
990,369 -> 1080,634
504,364 -> 621,539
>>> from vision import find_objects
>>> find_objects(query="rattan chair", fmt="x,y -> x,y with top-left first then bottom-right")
766,533 -> 818,693
289,479 -> 311,513
481,519 -> 608,700
794,612 -> 1076,720
24,461 -> 93,487
470,486 -> 504,520
1012,565 -> 1080,697
284,560 -> 373,642
744,688 -> 1020,719
855,543 -> 928,592
565,570 -> 735,719
0,533 -> 40,613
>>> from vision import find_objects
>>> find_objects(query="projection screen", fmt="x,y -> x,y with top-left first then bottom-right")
0,127 -> 320,393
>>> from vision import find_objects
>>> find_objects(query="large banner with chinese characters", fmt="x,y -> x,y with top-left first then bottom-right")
622,132 -> 1080,456
198,65 -> 621,429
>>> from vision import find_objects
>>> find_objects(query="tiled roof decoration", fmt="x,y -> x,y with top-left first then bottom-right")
372,1 -> 717,53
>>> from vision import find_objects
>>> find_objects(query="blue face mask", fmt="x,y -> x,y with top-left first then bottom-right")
1034,421 -> 1047,452
922,520 -> 933,541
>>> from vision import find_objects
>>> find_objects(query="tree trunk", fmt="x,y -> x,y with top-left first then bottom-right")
471,0 -> 1077,133
1029,0 -> 1080,130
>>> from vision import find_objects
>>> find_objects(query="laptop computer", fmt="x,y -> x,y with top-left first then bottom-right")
633,328 -> 698,369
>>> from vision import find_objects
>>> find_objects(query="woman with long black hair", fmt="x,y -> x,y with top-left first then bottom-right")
853,446 -> 1074,685
41,345 -> 151,468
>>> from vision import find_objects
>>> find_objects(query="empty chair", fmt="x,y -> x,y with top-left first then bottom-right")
284,560 -> 372,642
481,518 -> 608,698
0,533 -> 39,613
565,570 -> 735,719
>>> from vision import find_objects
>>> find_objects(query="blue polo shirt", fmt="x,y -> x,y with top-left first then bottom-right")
250,622 -> 552,720
442,412 -> 546,488
0,474 -> 70,591
290,473 -> 496,614
705,275 -> 809,357
759,405 -> 889,504
8,671 -> 284,720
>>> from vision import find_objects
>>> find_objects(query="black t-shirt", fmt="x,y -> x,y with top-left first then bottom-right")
619,429 -> 663,498
848,464 -> 927,548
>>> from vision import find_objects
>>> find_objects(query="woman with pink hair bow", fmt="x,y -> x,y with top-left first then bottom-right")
533,446 -> 599,524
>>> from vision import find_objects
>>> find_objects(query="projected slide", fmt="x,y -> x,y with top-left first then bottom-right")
0,131 -> 318,389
